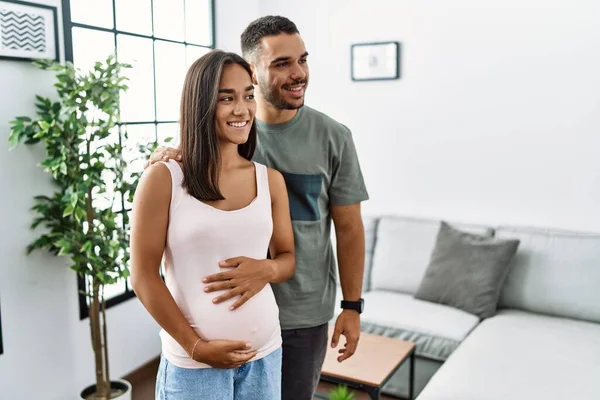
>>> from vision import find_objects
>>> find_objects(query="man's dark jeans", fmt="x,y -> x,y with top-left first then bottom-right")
281,323 -> 329,400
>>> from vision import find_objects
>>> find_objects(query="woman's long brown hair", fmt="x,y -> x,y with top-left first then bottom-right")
179,50 -> 257,201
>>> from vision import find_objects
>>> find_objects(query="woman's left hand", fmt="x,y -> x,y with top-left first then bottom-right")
202,257 -> 275,310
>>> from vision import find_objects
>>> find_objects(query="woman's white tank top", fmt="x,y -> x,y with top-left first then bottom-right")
158,160 -> 281,368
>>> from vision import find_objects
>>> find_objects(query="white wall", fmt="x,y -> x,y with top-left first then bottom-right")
258,0 -> 600,232
215,0 -> 261,52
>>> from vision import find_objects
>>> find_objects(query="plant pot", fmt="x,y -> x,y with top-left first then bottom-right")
79,379 -> 132,400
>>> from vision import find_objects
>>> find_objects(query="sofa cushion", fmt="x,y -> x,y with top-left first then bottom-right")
370,216 -> 493,294
362,216 -> 379,291
417,310 -> 600,400
415,222 -> 519,319
496,226 -> 600,323
332,216 -> 378,292
357,290 -> 480,361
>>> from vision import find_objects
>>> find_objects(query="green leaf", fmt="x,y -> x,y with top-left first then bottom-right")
96,271 -> 108,283
54,238 -> 72,256
32,130 -> 46,139
26,236 -> 52,254
80,241 -> 93,253
34,195 -> 53,202
328,385 -> 356,400
75,207 -> 86,223
63,203 -> 74,217
59,161 -> 68,175
70,192 -> 78,208
30,216 -> 47,230
8,129 -> 20,150
17,116 -> 32,123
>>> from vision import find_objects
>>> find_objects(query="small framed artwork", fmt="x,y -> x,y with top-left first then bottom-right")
0,300 -> 3,355
0,0 -> 59,62
351,41 -> 400,82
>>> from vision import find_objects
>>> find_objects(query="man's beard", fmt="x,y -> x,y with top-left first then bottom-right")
259,78 -> 307,110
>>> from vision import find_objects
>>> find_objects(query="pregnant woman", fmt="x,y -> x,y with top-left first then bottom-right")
129,50 -> 295,400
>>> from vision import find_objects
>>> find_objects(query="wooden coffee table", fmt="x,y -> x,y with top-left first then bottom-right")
315,329 -> 416,400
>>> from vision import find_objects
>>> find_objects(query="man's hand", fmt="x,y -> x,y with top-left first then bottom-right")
194,340 -> 257,369
144,146 -> 181,169
202,257 -> 275,310
331,310 -> 361,362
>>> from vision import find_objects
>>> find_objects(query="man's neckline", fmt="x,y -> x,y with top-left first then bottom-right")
256,106 -> 305,132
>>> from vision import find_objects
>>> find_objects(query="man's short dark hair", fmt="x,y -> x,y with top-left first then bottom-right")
241,15 -> 299,61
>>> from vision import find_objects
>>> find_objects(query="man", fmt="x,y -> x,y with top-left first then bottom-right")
147,16 -> 369,399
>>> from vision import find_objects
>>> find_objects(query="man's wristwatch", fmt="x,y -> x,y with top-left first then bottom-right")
341,298 -> 364,314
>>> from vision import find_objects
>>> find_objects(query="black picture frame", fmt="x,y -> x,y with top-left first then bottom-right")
0,301 -> 4,355
0,0 -> 60,62
351,41 -> 401,82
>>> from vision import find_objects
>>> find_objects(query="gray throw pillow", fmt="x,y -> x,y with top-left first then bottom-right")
415,222 -> 520,319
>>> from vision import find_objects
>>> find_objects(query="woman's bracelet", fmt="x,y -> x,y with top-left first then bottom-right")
191,338 -> 202,361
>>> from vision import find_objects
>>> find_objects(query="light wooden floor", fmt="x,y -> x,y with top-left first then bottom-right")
127,357 -> 397,400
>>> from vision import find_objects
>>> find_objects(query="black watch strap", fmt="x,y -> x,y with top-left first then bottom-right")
341,298 -> 364,314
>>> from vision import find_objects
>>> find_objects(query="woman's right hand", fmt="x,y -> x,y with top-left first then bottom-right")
194,340 -> 258,369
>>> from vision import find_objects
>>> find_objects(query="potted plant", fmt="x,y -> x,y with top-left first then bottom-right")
328,385 -> 356,400
8,55 -> 153,399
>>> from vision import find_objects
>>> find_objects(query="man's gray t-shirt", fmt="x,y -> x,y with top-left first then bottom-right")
252,105 -> 369,330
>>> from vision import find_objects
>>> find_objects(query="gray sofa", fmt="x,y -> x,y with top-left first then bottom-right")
334,215 -> 600,399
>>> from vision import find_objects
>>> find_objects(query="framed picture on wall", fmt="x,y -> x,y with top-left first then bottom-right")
0,0 -> 59,62
0,301 -> 3,355
351,41 -> 400,82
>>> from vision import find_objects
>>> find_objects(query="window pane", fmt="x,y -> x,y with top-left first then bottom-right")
186,45 -> 210,69
115,0 -> 152,35
153,0 -> 184,41
91,174 -> 115,211
122,123 -> 156,183
103,278 -> 127,300
122,124 -> 155,210
157,123 -> 179,146
72,27 -> 115,73
84,275 -> 126,302
155,41 -> 186,121
117,34 -> 155,122
185,0 -> 213,46
70,0 -> 114,29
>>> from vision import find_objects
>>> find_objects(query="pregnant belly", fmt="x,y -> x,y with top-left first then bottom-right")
186,285 -> 280,351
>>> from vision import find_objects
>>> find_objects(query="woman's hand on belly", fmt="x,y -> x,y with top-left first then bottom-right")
189,285 -> 280,352
202,257 -> 275,310
195,340 -> 258,369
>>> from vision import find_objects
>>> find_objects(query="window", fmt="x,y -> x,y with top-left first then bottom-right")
62,0 -> 215,319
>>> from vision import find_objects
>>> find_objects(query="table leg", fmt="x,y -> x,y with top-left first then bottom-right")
366,386 -> 380,400
408,350 -> 415,400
